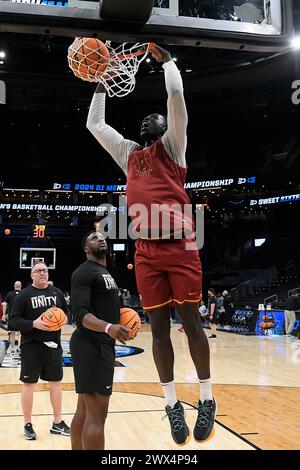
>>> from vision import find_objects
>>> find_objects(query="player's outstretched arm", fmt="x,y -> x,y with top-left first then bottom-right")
152,45 -> 188,167
86,83 -> 138,175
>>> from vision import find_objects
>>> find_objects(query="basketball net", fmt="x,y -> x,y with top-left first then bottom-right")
68,39 -> 155,98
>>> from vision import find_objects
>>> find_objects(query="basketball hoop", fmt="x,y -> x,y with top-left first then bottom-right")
68,38 -> 155,98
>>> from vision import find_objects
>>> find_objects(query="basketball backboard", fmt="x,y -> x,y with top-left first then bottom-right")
0,1 -> 294,52
19,247 -> 56,269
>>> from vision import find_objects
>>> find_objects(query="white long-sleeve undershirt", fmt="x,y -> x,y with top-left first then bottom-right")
86,60 -> 188,175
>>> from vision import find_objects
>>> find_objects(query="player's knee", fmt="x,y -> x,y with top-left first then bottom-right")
23,384 -> 35,391
87,409 -> 108,424
84,420 -> 105,439
48,380 -> 62,390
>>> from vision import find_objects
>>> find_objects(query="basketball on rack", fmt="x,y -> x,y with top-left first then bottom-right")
68,37 -> 109,82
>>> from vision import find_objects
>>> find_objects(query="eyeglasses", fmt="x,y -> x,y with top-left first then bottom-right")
32,268 -> 48,274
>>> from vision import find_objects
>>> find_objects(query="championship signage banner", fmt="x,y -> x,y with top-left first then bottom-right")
250,194 -> 300,206
52,176 -> 256,193
0,203 -> 124,213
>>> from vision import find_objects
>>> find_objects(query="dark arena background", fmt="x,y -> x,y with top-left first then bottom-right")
0,0 -> 300,455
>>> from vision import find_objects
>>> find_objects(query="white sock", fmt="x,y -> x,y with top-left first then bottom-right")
161,380 -> 177,408
199,378 -> 213,403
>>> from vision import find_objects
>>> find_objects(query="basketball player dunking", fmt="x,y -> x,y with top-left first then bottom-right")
87,44 -> 216,444
70,232 -> 130,450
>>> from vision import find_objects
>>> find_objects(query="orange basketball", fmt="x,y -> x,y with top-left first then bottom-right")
119,307 -> 141,339
68,37 -> 109,81
42,307 -> 68,331
4,229 -> 11,235
127,263 -> 134,270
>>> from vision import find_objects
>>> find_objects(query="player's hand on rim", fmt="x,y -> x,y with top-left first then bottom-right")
150,44 -> 172,64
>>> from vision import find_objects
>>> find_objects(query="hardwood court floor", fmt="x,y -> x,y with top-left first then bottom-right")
0,325 -> 300,450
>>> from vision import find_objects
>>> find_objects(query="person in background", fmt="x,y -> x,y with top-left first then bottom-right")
284,294 -> 297,336
2,281 -> 22,355
64,291 -> 72,324
222,290 -> 233,327
208,288 -> 218,339
122,289 -> 131,307
199,300 -> 208,324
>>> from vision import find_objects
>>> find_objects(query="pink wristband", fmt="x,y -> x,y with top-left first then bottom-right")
105,323 -> 112,335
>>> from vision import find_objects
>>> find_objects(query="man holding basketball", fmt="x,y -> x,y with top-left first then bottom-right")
87,44 -> 216,445
70,231 -> 130,450
10,261 -> 70,440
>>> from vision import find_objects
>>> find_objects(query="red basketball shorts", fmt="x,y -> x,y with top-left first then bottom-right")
134,238 -> 202,310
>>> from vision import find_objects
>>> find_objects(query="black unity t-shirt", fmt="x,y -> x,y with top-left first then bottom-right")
71,260 -> 121,345
9,285 -> 67,346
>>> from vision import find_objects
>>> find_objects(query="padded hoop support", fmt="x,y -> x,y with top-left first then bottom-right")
100,0 -> 155,24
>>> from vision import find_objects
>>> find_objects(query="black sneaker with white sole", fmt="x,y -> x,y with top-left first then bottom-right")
24,422 -> 37,440
50,420 -> 70,436
193,398 -> 216,441
164,401 -> 190,445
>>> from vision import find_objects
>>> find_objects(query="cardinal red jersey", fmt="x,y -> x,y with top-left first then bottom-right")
126,139 -> 193,239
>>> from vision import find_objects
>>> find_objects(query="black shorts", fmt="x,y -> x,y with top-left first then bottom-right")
20,342 -> 63,384
70,331 -> 115,395
7,314 -> 17,332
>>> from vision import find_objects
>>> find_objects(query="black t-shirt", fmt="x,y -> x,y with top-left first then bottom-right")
9,285 -> 67,346
4,290 -> 21,315
208,295 -> 217,315
71,260 -> 121,345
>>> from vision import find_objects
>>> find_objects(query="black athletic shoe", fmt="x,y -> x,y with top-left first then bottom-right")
164,401 -> 190,445
50,420 -> 70,436
24,422 -> 37,440
193,398 -> 216,441
208,335 -> 216,338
